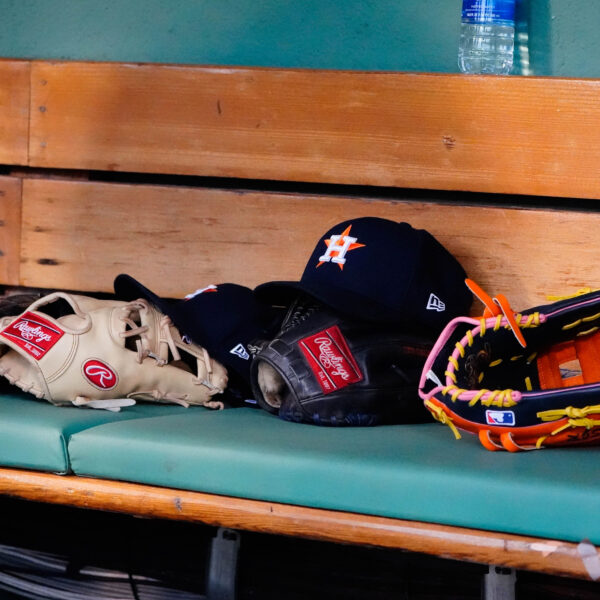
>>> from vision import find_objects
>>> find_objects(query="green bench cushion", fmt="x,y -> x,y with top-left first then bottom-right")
68,407 -> 600,544
0,390 -> 190,473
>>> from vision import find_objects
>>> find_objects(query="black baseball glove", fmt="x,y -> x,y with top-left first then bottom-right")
250,297 -> 434,426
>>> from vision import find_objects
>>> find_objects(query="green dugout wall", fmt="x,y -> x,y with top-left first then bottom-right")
0,0 -> 597,77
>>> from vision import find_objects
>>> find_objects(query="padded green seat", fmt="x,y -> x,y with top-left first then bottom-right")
0,390 -> 191,473
68,407 -> 600,544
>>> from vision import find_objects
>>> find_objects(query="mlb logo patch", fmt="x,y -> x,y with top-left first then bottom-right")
485,410 -> 515,426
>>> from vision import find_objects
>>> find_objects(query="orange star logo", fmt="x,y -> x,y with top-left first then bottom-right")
317,224 -> 365,270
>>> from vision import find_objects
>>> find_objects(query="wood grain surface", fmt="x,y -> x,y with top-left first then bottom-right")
0,467 -> 591,580
27,61 -> 600,199
19,177 -> 600,312
0,60 -> 29,167
0,177 -> 22,285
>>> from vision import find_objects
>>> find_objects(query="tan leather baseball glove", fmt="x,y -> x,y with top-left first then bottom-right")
0,292 -> 228,411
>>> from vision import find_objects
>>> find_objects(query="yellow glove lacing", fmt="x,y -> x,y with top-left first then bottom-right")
442,311 -> 541,408
424,400 -> 461,439
534,404 -> 600,448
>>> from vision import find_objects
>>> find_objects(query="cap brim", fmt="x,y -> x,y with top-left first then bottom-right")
255,280 -> 417,328
254,280 -> 307,306
114,274 -> 177,316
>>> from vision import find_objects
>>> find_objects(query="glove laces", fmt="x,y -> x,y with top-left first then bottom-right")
439,282 -> 542,410
536,404 -> 600,446
280,299 -> 320,335
465,279 -> 528,348
120,302 -> 224,396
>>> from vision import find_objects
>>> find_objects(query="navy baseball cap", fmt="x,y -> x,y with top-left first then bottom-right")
114,274 -> 275,388
255,217 -> 472,335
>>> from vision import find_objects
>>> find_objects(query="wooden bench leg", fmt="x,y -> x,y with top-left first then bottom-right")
483,565 -> 516,600
206,528 -> 241,600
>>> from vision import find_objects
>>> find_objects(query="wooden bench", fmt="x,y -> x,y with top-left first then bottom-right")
1,58 -> 600,589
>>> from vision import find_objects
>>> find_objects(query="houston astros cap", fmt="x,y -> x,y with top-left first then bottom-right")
254,217 -> 472,335
114,274 -> 275,390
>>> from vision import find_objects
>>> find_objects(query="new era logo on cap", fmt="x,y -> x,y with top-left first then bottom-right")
426,293 -> 446,312
230,343 -> 250,361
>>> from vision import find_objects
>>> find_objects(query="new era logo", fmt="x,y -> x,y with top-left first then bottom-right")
230,343 -> 250,360
426,293 -> 445,312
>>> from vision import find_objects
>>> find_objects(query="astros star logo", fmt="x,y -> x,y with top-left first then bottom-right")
317,225 -> 365,270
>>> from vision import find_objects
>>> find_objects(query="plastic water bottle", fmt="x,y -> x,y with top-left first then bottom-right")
458,0 -> 516,74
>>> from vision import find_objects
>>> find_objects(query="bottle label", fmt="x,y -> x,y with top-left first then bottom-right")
462,0 -> 515,24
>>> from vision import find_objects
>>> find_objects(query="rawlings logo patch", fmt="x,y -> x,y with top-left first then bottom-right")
299,325 -> 363,394
83,359 -> 118,390
0,311 -> 64,360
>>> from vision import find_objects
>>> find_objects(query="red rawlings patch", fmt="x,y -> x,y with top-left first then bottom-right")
83,359 -> 118,390
0,311 -> 64,360
298,325 -> 363,394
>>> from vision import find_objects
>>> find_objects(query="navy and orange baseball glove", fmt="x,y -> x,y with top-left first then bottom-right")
419,280 -> 600,451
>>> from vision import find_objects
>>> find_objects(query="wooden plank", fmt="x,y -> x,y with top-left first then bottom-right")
0,468 -> 591,580
0,177 -> 22,285
20,178 -> 600,313
28,61 -> 600,199
0,60 -> 29,166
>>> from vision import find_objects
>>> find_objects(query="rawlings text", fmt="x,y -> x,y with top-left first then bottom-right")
0,312 -> 64,360
299,326 -> 363,394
